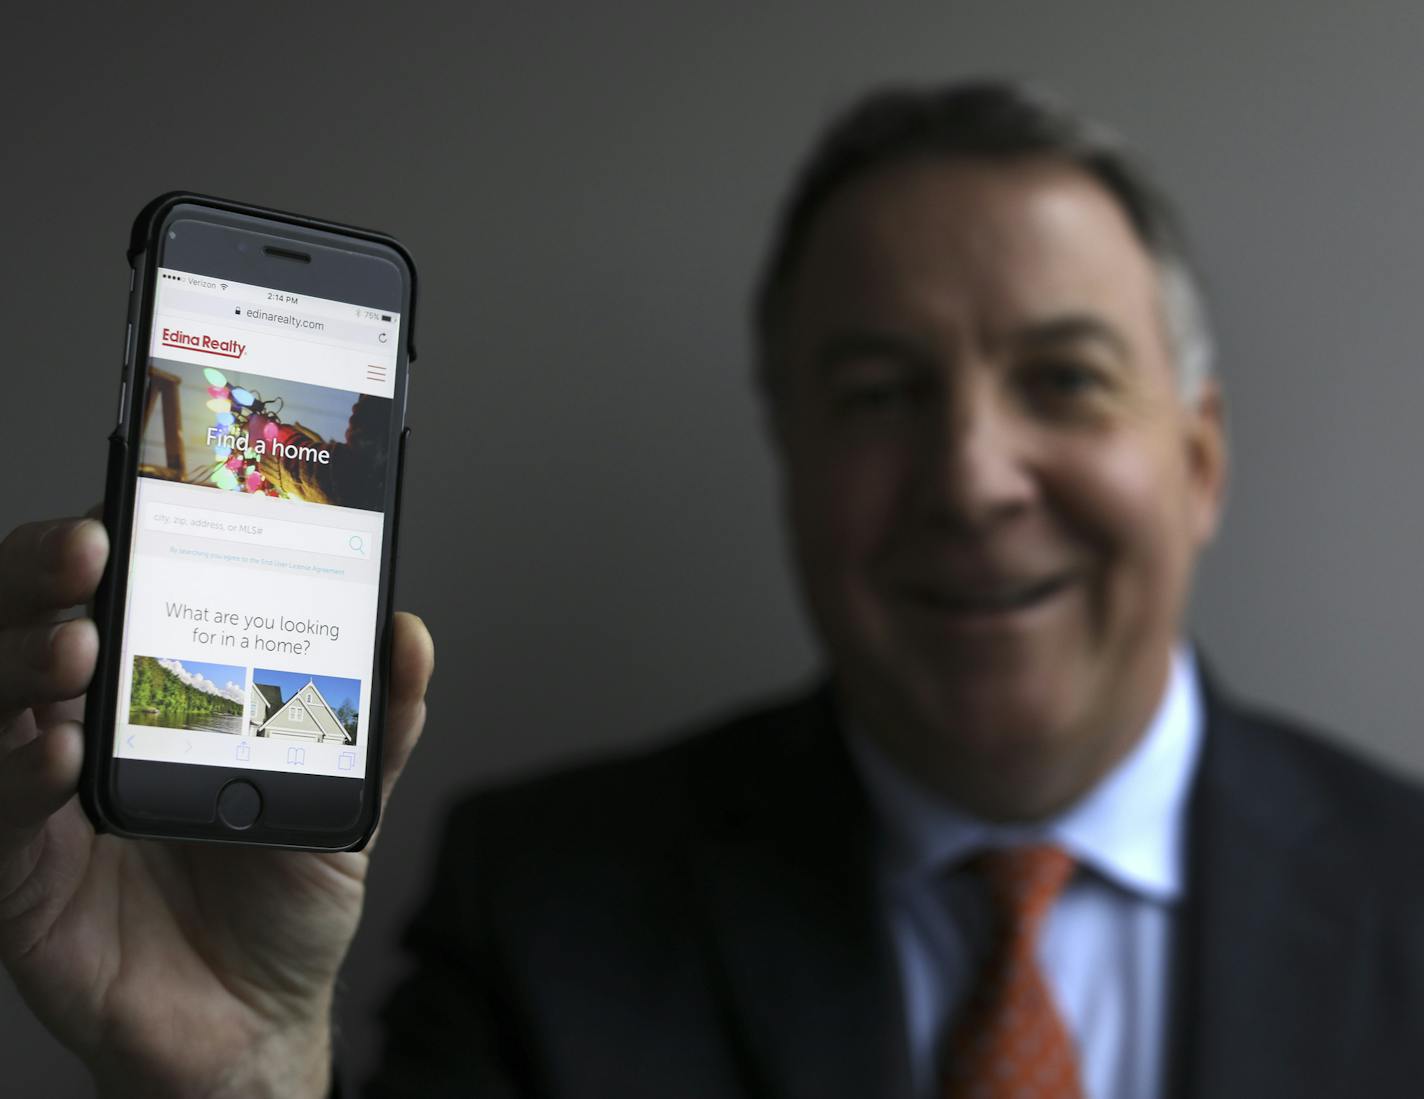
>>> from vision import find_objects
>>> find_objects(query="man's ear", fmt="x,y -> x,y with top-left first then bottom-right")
1183,378 -> 1228,546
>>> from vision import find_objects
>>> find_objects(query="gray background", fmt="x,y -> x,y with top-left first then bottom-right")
5,3 -> 1422,1093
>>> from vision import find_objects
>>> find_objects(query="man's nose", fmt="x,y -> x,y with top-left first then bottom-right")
918,382 -> 1038,532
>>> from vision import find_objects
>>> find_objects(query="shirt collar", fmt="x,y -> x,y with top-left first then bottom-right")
845,644 -> 1204,903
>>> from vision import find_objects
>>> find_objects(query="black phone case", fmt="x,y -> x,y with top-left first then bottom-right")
80,192 -> 417,851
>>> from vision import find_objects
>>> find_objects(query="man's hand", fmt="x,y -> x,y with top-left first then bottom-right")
0,517 -> 435,1099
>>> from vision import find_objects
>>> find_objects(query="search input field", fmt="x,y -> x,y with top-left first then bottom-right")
144,501 -> 376,561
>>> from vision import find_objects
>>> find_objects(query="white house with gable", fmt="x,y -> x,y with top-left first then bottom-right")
256,679 -> 353,744
249,682 -> 283,736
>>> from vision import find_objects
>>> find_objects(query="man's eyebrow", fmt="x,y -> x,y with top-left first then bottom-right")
1013,315 -> 1132,361
813,331 -> 933,374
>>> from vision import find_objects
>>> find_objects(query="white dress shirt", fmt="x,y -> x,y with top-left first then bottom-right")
845,645 -> 1204,1099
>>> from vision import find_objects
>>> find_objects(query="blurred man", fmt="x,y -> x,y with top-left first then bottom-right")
365,81 -> 1424,1098
5,80 -> 1424,1099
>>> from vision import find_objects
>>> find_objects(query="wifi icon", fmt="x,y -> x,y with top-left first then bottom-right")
220,283 -> 228,291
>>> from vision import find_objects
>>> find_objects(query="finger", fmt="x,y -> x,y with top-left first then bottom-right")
0,520 -> 108,629
378,611 -> 434,807
0,722 -> 82,832
34,696 -> 86,731
0,709 -> 40,762
0,618 -> 99,716
0,619 -> 98,725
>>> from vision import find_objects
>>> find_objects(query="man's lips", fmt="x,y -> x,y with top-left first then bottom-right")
893,572 -> 1077,615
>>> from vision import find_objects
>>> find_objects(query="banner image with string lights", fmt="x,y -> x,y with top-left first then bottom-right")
138,356 -> 392,512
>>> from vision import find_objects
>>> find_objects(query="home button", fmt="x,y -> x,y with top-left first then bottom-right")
217,780 -> 263,830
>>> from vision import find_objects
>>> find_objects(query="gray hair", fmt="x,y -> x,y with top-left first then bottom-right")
753,80 -> 1215,401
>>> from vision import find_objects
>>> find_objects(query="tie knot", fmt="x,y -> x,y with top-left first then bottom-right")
969,843 -> 1075,932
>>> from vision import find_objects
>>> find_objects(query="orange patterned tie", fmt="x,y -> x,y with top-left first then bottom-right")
942,844 -> 1085,1099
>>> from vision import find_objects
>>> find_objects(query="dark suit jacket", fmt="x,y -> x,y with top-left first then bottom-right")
364,674 -> 1424,1098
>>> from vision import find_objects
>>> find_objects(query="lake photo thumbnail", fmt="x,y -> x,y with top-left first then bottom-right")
129,655 -> 247,735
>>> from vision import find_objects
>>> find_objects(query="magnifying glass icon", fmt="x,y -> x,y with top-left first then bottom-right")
349,534 -> 365,554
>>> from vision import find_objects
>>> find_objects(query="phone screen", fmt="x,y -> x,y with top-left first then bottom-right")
112,265 -> 401,782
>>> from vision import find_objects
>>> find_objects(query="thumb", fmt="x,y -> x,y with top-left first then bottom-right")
378,611 -> 434,808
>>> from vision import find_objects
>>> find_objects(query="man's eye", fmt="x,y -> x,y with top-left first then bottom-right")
834,380 -> 909,409
827,369 -> 926,413
1025,361 -> 1107,397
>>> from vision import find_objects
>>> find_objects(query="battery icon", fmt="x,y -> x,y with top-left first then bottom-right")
380,314 -> 392,322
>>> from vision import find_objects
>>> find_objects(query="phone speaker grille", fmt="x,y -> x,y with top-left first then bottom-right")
262,245 -> 311,263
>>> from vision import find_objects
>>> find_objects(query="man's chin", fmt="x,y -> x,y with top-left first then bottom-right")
899,674 -> 1083,757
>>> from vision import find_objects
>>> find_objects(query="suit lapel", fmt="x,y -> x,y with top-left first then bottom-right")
689,686 -> 912,1099
1168,675 -> 1371,1099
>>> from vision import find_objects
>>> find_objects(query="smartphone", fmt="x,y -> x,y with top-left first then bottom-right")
81,192 -> 416,850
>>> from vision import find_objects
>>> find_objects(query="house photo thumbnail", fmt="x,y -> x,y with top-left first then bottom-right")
248,669 -> 361,745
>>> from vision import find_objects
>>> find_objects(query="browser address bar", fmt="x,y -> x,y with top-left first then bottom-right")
162,288 -> 390,350
144,501 -> 377,561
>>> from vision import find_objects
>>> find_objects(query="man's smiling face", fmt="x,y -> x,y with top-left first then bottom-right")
771,156 -> 1226,817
